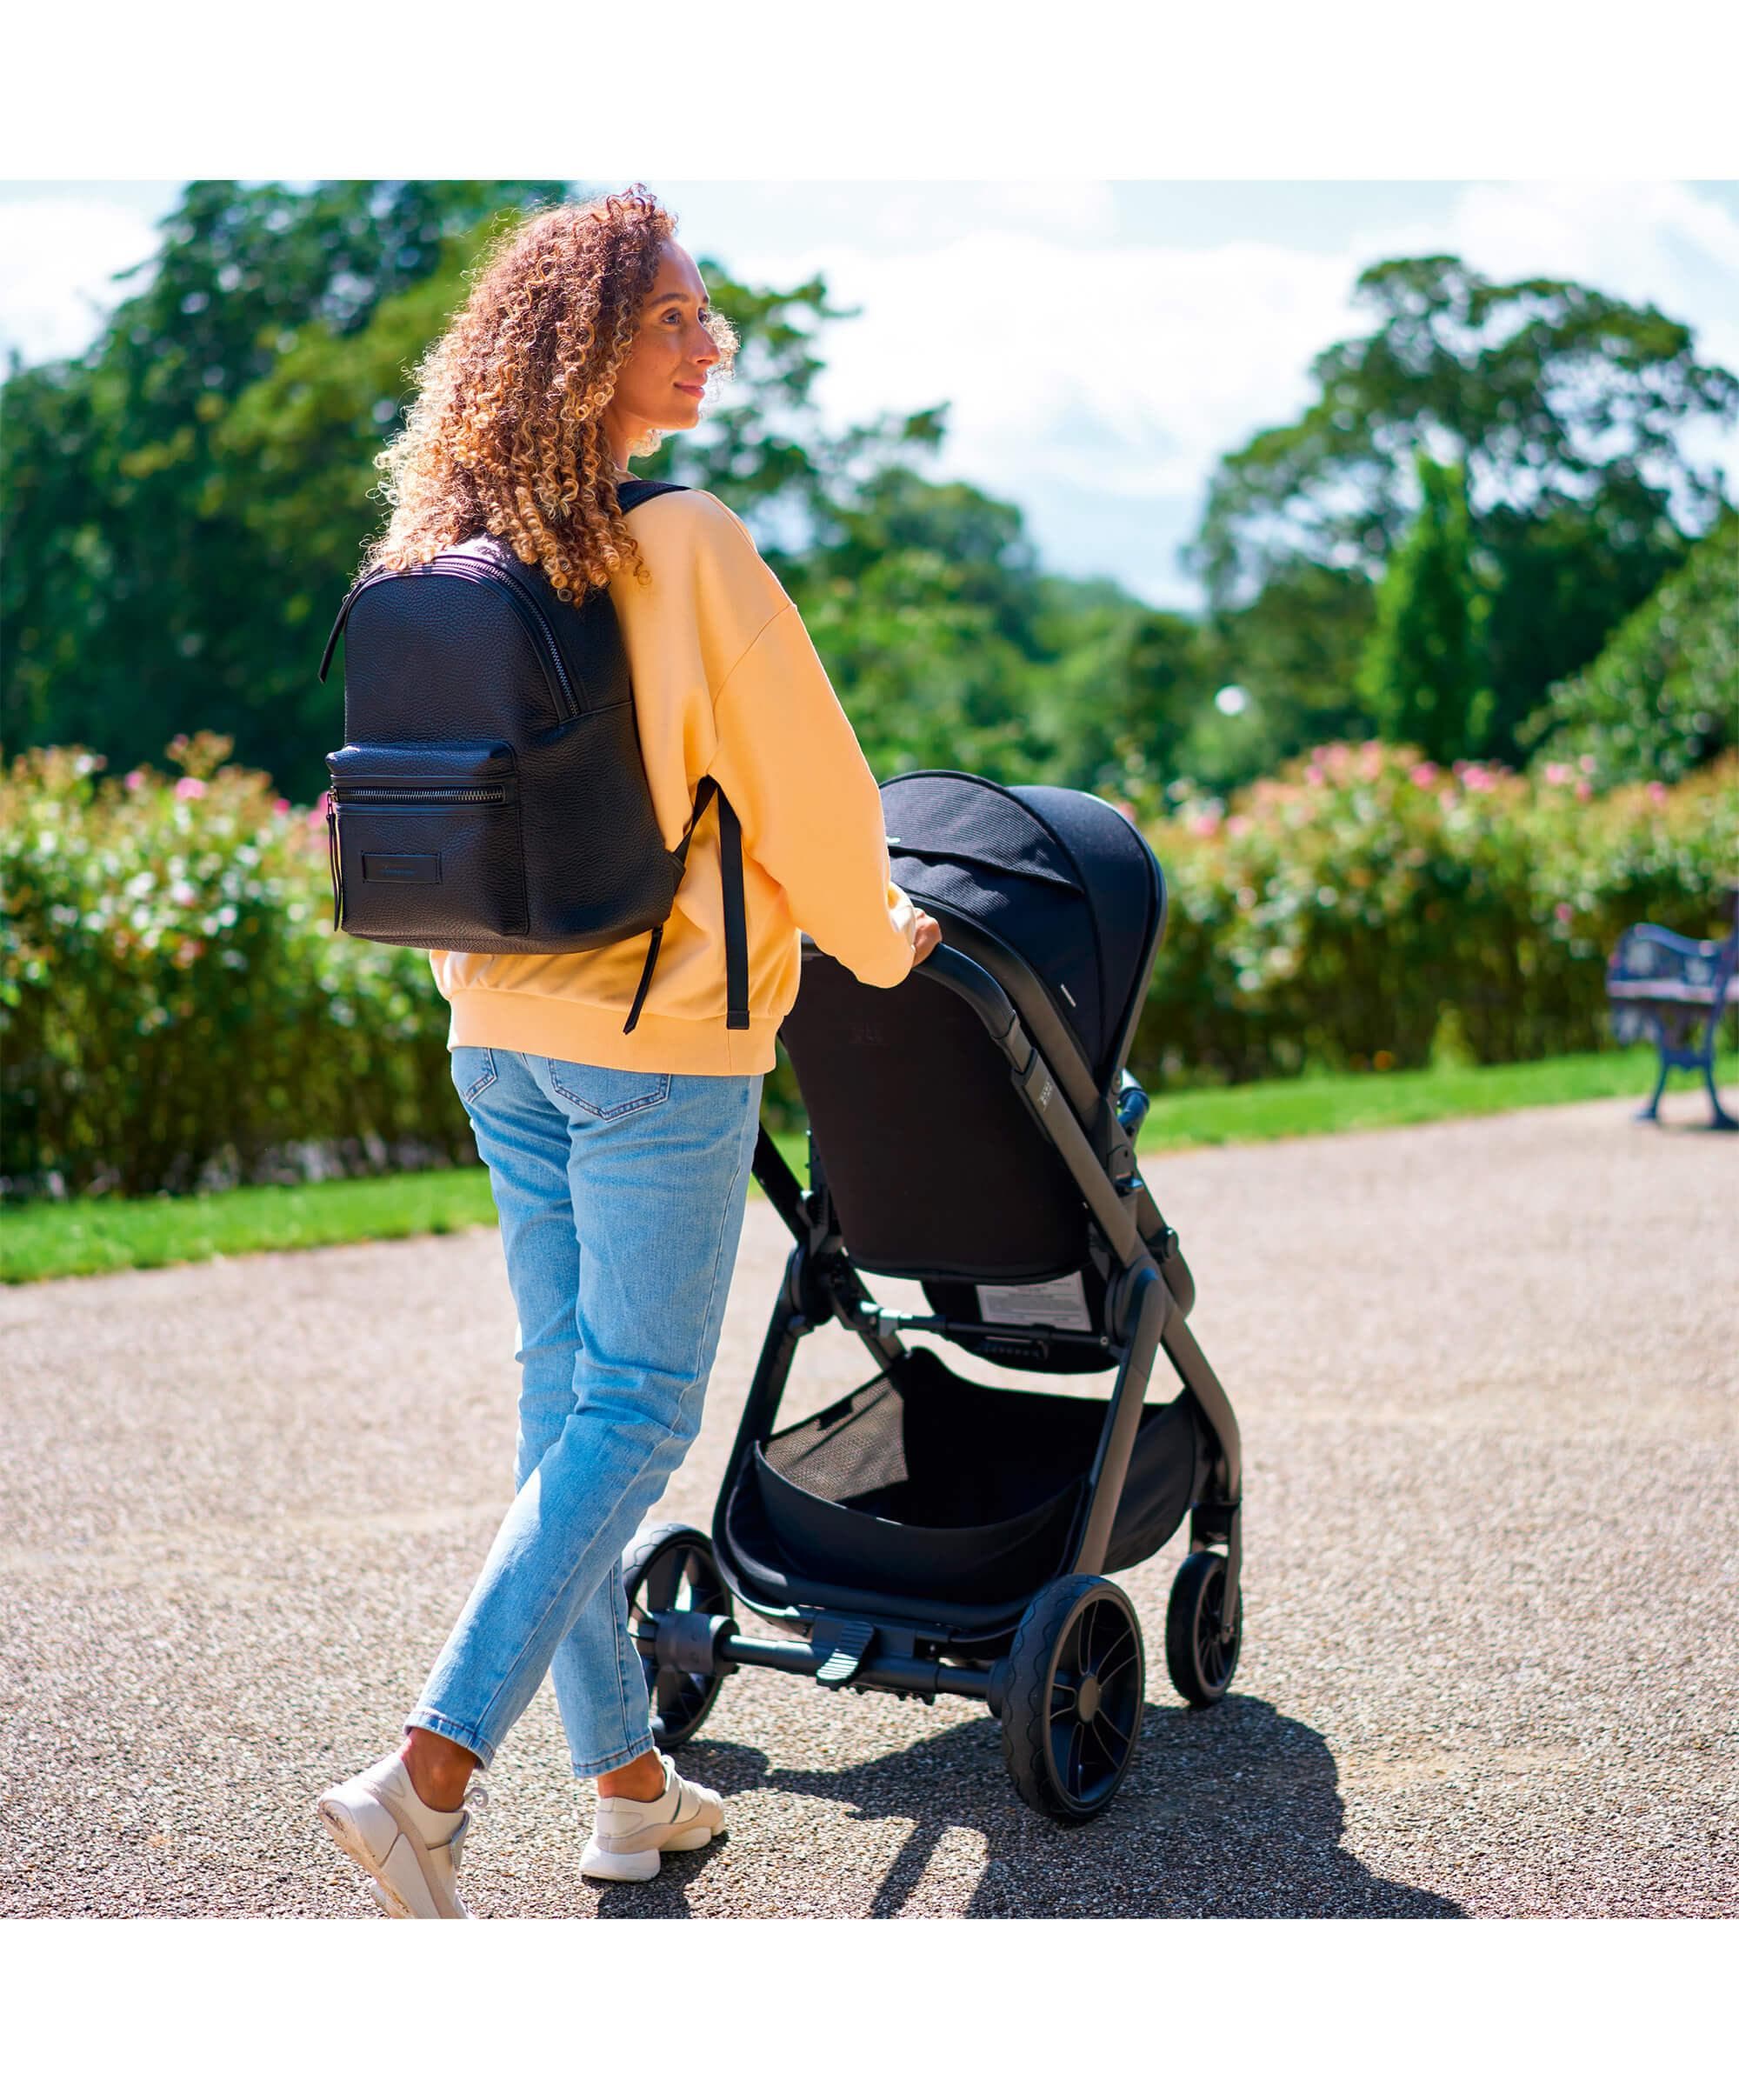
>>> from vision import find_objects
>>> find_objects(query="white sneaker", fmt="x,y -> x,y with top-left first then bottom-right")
579,1755 -> 725,1883
317,1752 -> 487,1919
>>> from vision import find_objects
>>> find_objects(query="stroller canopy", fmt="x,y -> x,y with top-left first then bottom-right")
881,771 -> 1164,1089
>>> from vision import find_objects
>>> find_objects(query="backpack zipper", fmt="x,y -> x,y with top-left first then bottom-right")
318,557 -> 580,723
435,556 -> 580,721
333,783 -> 509,805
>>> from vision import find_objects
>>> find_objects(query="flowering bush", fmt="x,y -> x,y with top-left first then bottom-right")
2,737 -> 469,1197
4,736 -> 1735,1197
1132,741 -> 1739,1085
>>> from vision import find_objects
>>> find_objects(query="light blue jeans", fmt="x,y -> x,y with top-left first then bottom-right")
406,1047 -> 763,1777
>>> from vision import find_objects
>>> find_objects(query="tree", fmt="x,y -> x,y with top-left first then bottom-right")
1200,559 -> 1377,781
1188,254 -> 1737,757
1029,584 -> 1213,800
1356,450 -> 1495,763
3,181 -> 564,795
1479,468 -> 1694,761
1526,509 -> 1738,786
789,466 -> 1060,782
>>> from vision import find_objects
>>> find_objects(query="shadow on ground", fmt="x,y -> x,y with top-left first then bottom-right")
590,1696 -> 1463,1919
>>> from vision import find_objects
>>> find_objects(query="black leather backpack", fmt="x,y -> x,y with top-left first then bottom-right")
319,480 -> 747,1034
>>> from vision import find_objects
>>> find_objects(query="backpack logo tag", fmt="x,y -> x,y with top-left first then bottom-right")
363,851 -> 443,885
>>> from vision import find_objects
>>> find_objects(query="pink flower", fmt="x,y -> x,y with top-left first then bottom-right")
1647,782 -> 1668,807
1411,763 -> 1437,787
1555,902 -> 1574,923
1189,812 -> 1220,838
123,769 -> 146,791
174,777 -> 206,801
1575,781 -> 1592,803
1462,764 -> 1494,792
1543,763 -> 1573,787
1227,815 -> 1251,837
307,792 -> 330,829
1579,754 -> 1596,774
273,797 -> 291,816
1304,765 -> 1325,786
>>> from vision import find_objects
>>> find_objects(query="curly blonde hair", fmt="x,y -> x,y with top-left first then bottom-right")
368,186 -> 736,600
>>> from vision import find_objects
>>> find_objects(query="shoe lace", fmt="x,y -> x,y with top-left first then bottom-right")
439,1783 -> 489,1873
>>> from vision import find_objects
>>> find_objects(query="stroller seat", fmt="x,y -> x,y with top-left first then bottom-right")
777,949 -> 1096,1289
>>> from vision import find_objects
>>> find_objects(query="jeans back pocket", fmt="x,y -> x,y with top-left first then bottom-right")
545,1060 -> 672,1121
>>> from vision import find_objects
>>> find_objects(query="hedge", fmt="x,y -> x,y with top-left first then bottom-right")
1136,742 -> 1739,1084
3,736 -> 460,1198
4,733 -> 1735,1198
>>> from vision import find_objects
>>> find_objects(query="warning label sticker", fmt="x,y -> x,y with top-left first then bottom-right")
975,1273 -> 1093,1332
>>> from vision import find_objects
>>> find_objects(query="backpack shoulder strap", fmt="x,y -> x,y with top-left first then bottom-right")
713,785 -> 750,1030
616,479 -> 686,515
623,774 -> 750,1036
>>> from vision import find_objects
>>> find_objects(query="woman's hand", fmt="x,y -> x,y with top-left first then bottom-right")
910,910 -> 943,965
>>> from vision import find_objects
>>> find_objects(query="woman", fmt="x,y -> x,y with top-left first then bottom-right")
317,187 -> 942,1918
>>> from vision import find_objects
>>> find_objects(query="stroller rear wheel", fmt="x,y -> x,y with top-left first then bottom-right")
622,1523 -> 730,1750
999,1576 -> 1145,1823
1164,1550 -> 1243,1708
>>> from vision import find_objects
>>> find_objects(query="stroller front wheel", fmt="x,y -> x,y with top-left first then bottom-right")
999,1576 -> 1145,1823
622,1522 -> 731,1750
1164,1550 -> 1243,1708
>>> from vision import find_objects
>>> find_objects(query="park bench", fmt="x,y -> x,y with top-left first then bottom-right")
1605,890 -> 1739,1130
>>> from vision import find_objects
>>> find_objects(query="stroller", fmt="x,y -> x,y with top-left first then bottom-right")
622,771 -> 1243,1823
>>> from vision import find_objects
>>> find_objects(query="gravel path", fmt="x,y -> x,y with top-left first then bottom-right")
3,1096 -> 1735,1918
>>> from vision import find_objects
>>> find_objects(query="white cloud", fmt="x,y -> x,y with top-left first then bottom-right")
728,180 -> 1739,603
726,225 -> 1366,592
1446,180 -> 1739,296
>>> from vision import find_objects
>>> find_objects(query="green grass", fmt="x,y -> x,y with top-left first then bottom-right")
4,1047 -> 1730,1285
1136,1043 -> 1737,1151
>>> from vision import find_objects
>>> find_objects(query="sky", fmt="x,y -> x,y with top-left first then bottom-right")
3,178 -> 1737,610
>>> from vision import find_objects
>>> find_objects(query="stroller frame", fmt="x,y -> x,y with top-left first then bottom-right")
629,918 -> 1243,1741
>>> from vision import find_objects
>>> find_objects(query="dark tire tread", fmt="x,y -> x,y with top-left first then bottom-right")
999,1575 -> 1144,1824
621,1522 -> 730,1750
1163,1550 -> 1243,1708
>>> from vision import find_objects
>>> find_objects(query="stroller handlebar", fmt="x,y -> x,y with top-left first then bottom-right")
909,940 -> 1021,1043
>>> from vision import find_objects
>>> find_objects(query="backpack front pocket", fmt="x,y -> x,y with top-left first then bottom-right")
326,741 -> 528,943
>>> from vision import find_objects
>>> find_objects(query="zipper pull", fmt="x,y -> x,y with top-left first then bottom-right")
325,797 -> 343,932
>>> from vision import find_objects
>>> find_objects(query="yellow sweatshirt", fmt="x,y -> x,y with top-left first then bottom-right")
430,489 -> 919,1074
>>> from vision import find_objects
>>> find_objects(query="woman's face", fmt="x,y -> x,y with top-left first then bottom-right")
604,242 -> 720,457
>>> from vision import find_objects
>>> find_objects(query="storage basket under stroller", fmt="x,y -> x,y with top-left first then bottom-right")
725,1346 -> 1206,1617
620,771 -> 1245,1823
